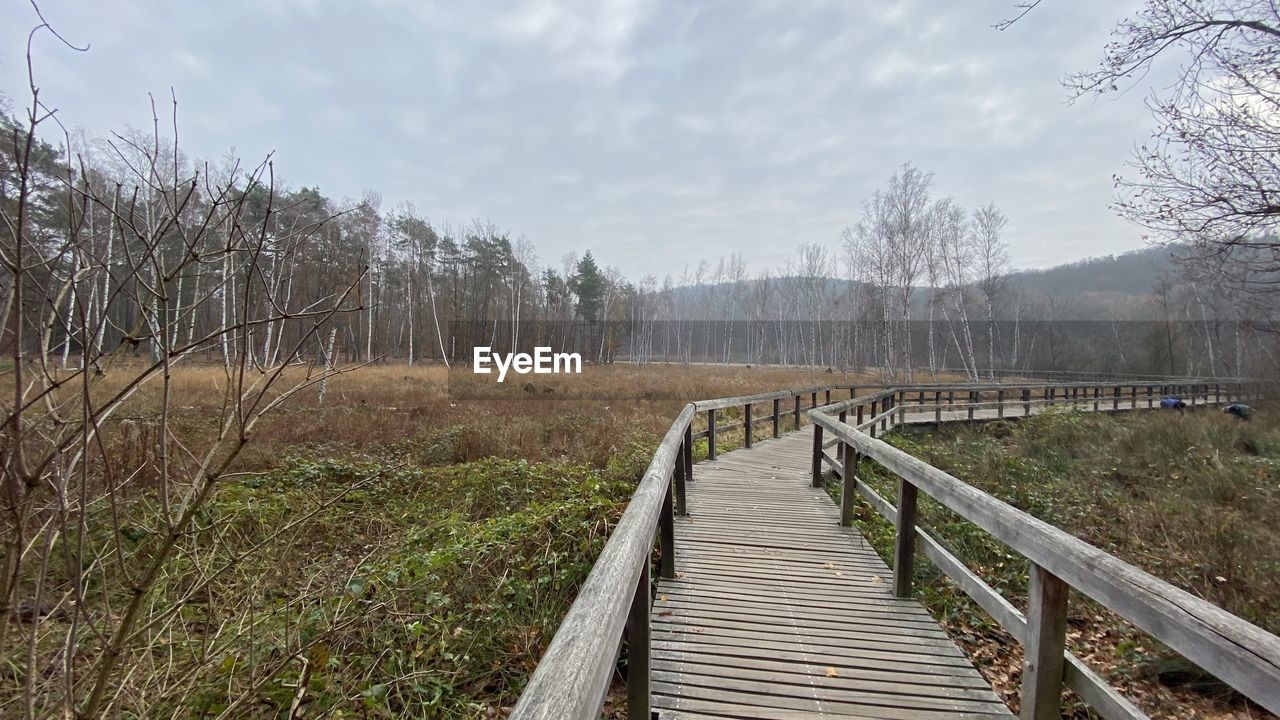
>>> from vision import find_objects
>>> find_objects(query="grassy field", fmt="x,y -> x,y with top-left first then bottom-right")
831,404 -> 1279,719
9,362 -> 873,718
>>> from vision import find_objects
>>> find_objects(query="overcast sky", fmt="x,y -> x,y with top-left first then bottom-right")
1,0 -> 1163,278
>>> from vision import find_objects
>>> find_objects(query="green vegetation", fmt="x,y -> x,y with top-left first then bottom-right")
828,406 -> 1280,717
30,428 -> 660,718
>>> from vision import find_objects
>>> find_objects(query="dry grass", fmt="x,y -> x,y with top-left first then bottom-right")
97,361 -> 877,472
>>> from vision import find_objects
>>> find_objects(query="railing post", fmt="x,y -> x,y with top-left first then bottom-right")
706,409 -> 717,461
1130,385 -> 1137,410
626,559 -> 651,720
1112,386 -> 1120,411
869,400 -> 878,438
1147,384 -> 1154,408
997,389 -> 1005,419
881,395 -> 892,432
660,473 -> 675,579
840,443 -> 857,527
934,391 -> 942,426
967,390 -> 976,421
856,403 -> 864,433
849,386 -> 857,399
772,398 -> 781,438
674,439 -> 688,517
811,391 -> 818,412
1021,563 -> 1068,720
892,478 -> 918,598
793,394 -> 801,430
825,389 -> 832,405
1022,387 -> 1031,416
811,423 -> 825,488
744,402 -> 753,449
1215,383 -> 1221,404
836,410 -> 847,460
1092,386 -> 1100,412
897,391 -> 906,425
683,423 -> 693,484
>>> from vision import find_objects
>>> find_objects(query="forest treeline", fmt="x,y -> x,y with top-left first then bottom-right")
1,105 -> 1270,381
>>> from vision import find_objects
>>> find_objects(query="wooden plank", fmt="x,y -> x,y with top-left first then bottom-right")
653,429 -> 1011,720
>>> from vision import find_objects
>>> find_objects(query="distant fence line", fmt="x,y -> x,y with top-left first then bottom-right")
434,320 -> 1268,378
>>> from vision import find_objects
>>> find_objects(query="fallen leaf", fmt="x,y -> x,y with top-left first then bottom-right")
823,562 -> 835,569
694,627 -> 706,633
658,594 -> 668,602
658,610 -> 673,617
871,575 -> 883,584
826,667 -> 839,677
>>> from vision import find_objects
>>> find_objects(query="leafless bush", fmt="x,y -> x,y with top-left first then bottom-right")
0,19 -> 367,717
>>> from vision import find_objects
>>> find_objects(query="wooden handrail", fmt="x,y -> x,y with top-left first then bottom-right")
808,379 -> 1280,719
510,403 -> 695,720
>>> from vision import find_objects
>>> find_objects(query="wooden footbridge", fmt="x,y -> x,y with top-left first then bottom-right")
512,380 -> 1280,719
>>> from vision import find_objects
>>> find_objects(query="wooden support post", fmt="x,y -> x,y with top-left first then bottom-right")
825,389 -> 832,405
897,391 -> 906,424
794,394 -> 801,430
892,479 -> 918,598
626,560 -> 651,720
1130,385 -> 1137,410
967,390 -> 976,421
674,440 -> 688,516
1092,386 -> 1100,412
840,445 -> 857,527
1022,387 -> 1031,416
744,402 -> 753,449
856,404 -> 864,433
934,391 -> 942,426
1215,383 -> 1221,403
1021,564 -> 1069,720
811,391 -> 818,412
659,476 -> 675,579
811,423 -> 824,488
1147,384 -> 1154,408
997,389 -> 1005,418
706,409 -> 717,461
772,398 -> 781,438
849,386 -> 857,399
1112,386 -> 1120,411
836,411 -> 847,460
683,423 -> 693,484
869,400 -> 878,438
881,395 -> 892,432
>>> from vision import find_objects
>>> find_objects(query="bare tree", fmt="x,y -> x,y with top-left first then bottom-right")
1,35 -> 366,715
1066,1 -> 1280,298
971,203 -> 1010,379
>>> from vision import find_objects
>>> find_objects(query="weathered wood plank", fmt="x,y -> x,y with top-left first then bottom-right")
653,429 -> 1011,719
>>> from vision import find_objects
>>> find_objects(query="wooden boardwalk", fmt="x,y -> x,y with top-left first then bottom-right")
512,380 -> 1274,720
653,428 -> 1013,719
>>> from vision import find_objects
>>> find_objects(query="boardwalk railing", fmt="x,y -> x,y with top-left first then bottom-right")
808,379 -> 1279,720
509,384 -> 857,720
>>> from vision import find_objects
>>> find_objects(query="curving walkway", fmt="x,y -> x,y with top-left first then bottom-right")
653,428 -> 1013,719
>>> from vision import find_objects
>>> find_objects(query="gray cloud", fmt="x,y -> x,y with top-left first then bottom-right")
1,0 -> 1155,277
